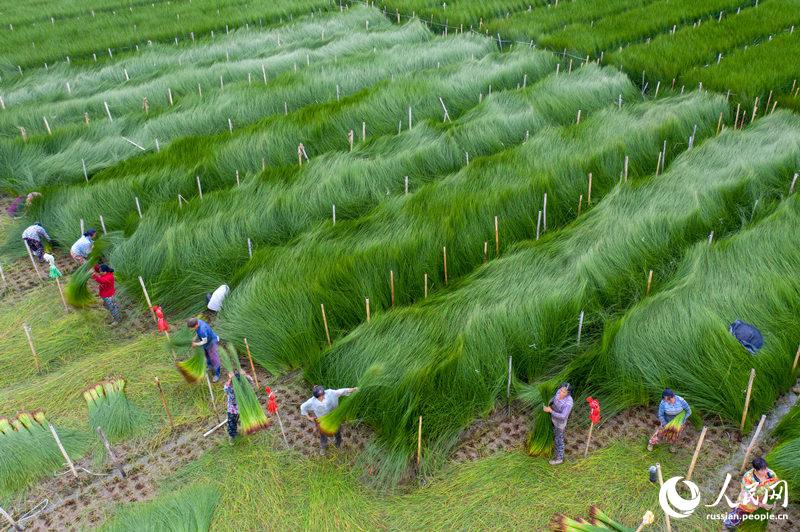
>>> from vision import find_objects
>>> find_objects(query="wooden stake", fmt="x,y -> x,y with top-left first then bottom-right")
656,463 -> 672,532
365,298 -> 371,322
506,356 -> 512,415
494,215 -> 500,256
576,109 -> 581,124
646,269 -> 654,295
583,422 -> 594,457
536,210 -> 542,240
247,238 -> 252,258
203,419 -> 227,437
49,423 -> 78,477
154,377 -> 174,430
734,104 -> 740,129
577,310 -> 585,345
424,273 -> 429,298
685,426 -> 707,481
751,96 -> 759,123
96,426 -> 126,479
623,155 -> 629,182
196,175 -> 203,199
23,323 -> 41,373
80,218 -> 85,235
542,193 -> 548,232
577,194 -> 583,216
483,241 -> 488,263
99,214 -> 107,234
82,158 -> 88,181
167,88 -> 173,105
244,338 -> 259,389
587,173 -> 593,205
716,112 -> 724,135
332,204 -> 336,225
43,116 -> 52,135
24,240 -> 44,279
389,270 -> 395,307
205,372 -> 221,423
0,263 -> 6,290
135,196 -> 142,218
348,129 -> 354,151
740,368 -> 756,432
740,414 -> 766,473
417,415 -> 422,466
320,305 -> 332,346
790,173 -> 798,194
138,276 -> 157,323
404,176 -> 409,194
55,278 -> 68,312
362,121 -> 366,141
104,101 -> 113,121
443,246 -> 448,285
0,506 -> 22,531
793,344 -> 800,372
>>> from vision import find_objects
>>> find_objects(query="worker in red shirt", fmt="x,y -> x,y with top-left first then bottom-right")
92,264 -> 121,323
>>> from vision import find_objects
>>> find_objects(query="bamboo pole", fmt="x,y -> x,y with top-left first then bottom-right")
542,193 -> 548,232
646,269 -> 654,295
138,276 -> 157,323
154,377 -> 174,430
320,305 -> 332,346
390,270 -> 395,307
750,96 -> 759,123
24,240 -> 44,279
424,273 -> 428,298
443,247 -> 448,285
55,278 -> 68,312
740,414 -> 767,473
135,196 -> 142,218
577,195 -> 583,216
734,104 -> 740,129
494,215 -> 500,256
82,158 -> 89,181
99,214 -> 107,235
348,129 -> 354,151
536,210 -> 542,240
685,426 -> 707,481
793,344 -> 800,372
203,419 -> 227,437
244,338 -> 259,389
716,112 -> 724,135
583,422 -> 594,457
23,323 -> 41,373
577,310 -> 585,345
205,372 -> 221,423
740,368 -> 756,432
365,298 -> 371,322
656,463 -> 672,532
417,416 -> 423,466
587,173 -> 593,205
49,423 -> 78,477
96,426 -> 126,479
0,263 -> 6,290
196,175 -> 203,199
623,156 -> 629,182
506,356 -> 512,415
0,506 -> 22,531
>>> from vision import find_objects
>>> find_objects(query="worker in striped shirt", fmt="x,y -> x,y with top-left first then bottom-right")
21,222 -> 51,262
70,229 -> 96,264
647,388 -> 691,452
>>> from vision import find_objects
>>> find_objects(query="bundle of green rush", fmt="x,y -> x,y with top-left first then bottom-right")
171,326 -> 205,383
523,381 -> 559,457
221,345 -> 270,435
660,410 -> 686,443
0,411 -> 88,496
550,505 -> 646,531
84,378 -> 144,443
64,238 -> 108,308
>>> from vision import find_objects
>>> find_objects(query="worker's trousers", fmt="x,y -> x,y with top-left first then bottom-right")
320,428 -> 342,449
102,296 -> 121,322
553,425 -> 565,460
204,342 -> 221,375
24,238 -> 44,261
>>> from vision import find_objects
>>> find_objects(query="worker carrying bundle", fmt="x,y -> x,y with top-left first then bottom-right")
723,457 -> 782,529
647,388 -> 691,452
223,370 -> 255,442
300,385 -> 358,453
542,382 -> 574,466
187,318 -> 221,382
70,228 -> 96,264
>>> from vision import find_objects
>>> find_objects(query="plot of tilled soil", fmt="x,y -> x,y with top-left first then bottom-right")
12,371 -> 372,530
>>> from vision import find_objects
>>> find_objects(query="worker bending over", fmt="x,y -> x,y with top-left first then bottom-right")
187,318 -> 221,382
21,222 -> 51,262
70,229 -> 96,264
647,388 -> 691,452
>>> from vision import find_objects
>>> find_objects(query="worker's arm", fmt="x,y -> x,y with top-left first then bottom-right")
679,397 -> 692,423
300,398 -> 315,420
39,228 -> 51,241
657,401 -> 667,426
334,387 -> 358,397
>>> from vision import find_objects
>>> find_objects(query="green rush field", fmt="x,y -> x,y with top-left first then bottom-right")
1,0 -> 799,530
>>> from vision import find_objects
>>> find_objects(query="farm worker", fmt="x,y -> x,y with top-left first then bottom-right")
92,264 -> 121,323
187,318 -> 221,382
647,388 -> 691,452
206,284 -> 229,313
21,222 -> 51,262
300,385 -> 358,452
543,382 -> 574,465
723,457 -> 782,529
70,228 -> 96,264
223,370 -> 254,442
